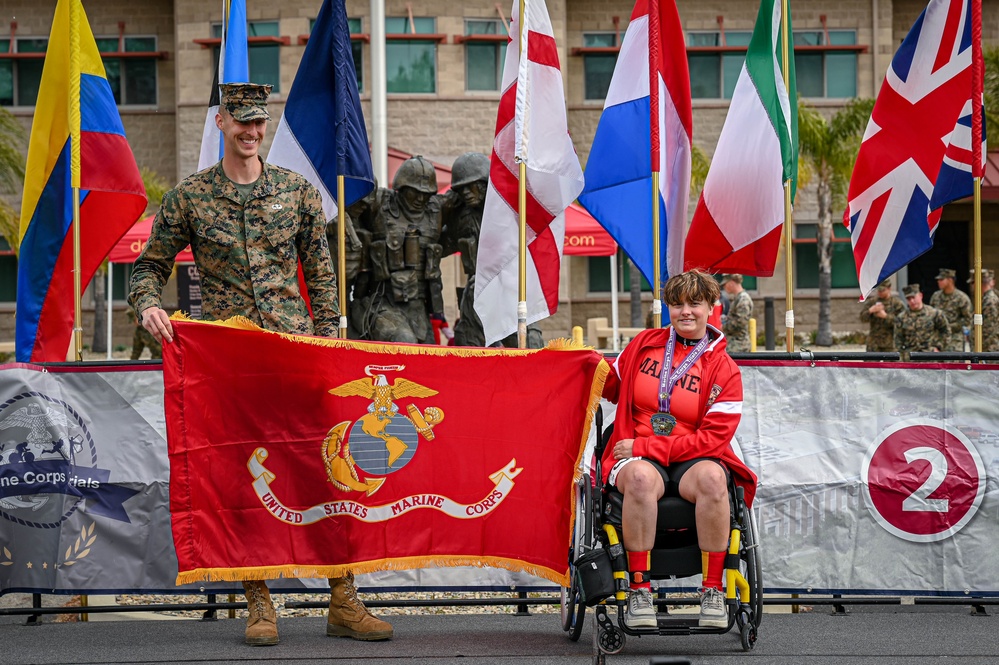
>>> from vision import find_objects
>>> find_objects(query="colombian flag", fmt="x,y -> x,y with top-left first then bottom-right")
16,0 -> 147,362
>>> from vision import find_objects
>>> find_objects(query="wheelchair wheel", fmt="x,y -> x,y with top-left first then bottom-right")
740,620 -> 757,651
744,506 -> 763,629
561,476 -> 592,640
594,606 -> 625,655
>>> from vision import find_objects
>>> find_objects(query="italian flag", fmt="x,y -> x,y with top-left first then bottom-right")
683,0 -> 798,276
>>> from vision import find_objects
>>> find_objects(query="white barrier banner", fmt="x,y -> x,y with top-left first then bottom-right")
1,361 -> 998,595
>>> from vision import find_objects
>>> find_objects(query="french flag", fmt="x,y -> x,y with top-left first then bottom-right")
577,0 -> 692,286
267,0 -> 374,221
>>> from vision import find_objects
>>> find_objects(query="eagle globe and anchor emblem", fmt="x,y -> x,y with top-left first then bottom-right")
247,364 -> 523,525
322,364 -> 444,496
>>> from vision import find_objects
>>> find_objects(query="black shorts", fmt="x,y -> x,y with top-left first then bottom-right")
610,457 -> 728,497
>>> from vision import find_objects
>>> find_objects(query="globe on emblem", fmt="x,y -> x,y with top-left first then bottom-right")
348,412 -> 420,475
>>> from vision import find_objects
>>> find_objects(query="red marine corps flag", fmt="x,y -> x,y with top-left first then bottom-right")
163,318 -> 607,585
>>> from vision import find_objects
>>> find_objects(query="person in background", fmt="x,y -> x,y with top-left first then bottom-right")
600,269 -> 756,631
721,274 -> 752,353
860,279 -> 905,352
128,83 -> 391,647
930,268 -> 972,352
127,306 -> 162,359
895,284 -> 949,355
969,268 -> 999,352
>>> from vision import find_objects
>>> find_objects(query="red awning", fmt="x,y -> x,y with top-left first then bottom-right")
564,203 -> 617,257
108,215 -> 195,263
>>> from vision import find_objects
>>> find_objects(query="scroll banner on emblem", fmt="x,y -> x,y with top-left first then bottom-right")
163,317 -> 608,586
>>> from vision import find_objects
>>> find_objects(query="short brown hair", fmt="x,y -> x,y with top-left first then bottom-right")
662,269 -> 720,307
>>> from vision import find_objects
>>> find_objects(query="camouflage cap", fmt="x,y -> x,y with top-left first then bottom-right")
220,82 -> 272,121
935,268 -> 956,280
876,279 -> 892,290
720,273 -> 743,284
968,268 -> 996,283
903,284 -> 921,297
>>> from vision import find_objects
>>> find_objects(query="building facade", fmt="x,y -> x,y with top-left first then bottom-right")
2,0 -> 997,347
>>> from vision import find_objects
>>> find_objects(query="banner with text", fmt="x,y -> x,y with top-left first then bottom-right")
2,358 -> 999,596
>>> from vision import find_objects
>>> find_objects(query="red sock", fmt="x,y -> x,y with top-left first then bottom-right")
627,550 -> 651,591
702,550 -> 725,590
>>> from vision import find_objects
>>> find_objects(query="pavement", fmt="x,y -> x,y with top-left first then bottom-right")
2,602 -> 997,665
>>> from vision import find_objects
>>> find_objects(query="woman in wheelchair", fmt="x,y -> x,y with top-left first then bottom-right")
600,269 -> 758,631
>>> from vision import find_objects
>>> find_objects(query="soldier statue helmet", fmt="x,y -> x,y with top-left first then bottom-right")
392,155 -> 438,215
450,152 -> 490,208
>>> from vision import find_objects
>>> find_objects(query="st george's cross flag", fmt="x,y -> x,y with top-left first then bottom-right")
474,0 -> 585,346
163,317 -> 608,585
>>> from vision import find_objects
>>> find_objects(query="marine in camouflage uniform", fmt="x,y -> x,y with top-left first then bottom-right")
721,274 -> 753,352
969,268 -> 999,352
859,280 -> 905,352
439,152 -> 543,348
128,159 -> 339,335
929,268 -> 972,352
128,83 -> 388,647
895,284 -> 949,353
127,308 -> 161,359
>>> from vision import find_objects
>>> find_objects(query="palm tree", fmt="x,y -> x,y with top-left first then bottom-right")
984,45 -> 999,137
0,108 -> 26,254
797,98 -> 875,346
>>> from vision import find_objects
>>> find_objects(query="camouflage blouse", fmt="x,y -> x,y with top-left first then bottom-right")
128,160 -> 339,336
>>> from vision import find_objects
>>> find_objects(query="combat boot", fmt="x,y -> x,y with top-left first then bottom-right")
242,580 -> 279,646
326,573 -> 393,641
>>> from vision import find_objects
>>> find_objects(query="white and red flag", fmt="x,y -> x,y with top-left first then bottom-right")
474,0 -> 585,346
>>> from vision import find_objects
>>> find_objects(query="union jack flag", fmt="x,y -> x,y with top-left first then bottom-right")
845,0 -> 986,297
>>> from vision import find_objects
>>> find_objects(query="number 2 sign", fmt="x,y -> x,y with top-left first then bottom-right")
862,419 -> 986,543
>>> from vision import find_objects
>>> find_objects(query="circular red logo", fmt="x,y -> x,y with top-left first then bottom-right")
862,419 -> 985,543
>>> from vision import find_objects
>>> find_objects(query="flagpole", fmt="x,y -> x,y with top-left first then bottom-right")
337,175 -> 348,339
517,0 -> 527,349
971,0 -> 983,352
70,0 -> 83,361
649,0 -> 662,328
780,0 -> 794,352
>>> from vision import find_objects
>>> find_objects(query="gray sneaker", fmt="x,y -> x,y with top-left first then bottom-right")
624,588 -> 657,629
698,587 -> 727,628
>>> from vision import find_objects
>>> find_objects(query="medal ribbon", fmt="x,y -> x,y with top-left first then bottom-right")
658,328 -> 710,413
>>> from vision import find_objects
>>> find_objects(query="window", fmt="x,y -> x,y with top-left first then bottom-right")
582,33 -> 618,101
95,36 -> 158,106
464,19 -> 504,92
385,17 -> 437,93
211,20 -> 282,93
348,18 -> 364,93
588,252 -> 652,293
0,236 -> 15,302
794,30 -> 857,99
794,223 -> 859,289
687,31 -> 751,100
0,38 -> 47,107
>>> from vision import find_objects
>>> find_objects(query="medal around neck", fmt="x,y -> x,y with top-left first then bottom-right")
650,412 -> 676,436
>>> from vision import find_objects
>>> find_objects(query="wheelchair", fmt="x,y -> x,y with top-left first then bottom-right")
560,407 -> 762,659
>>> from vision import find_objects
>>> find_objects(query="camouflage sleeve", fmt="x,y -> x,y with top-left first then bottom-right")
960,294 -> 973,327
934,311 -> 950,349
127,188 -> 191,316
894,318 -> 904,351
297,184 -> 340,337
724,294 -> 751,335
890,297 -> 906,321
860,297 -> 873,323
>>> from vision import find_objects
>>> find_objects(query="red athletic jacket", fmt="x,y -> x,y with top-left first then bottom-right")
601,326 -> 757,506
